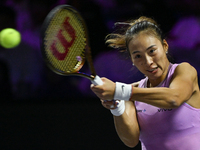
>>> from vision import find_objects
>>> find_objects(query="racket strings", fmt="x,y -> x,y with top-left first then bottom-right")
44,8 -> 86,73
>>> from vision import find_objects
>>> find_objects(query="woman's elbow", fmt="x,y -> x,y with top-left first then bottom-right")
167,93 -> 184,108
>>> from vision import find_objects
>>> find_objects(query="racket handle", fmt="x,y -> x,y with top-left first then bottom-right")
91,75 -> 103,85
91,75 -> 115,105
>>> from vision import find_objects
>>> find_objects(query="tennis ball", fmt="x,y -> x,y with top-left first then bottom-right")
0,28 -> 21,49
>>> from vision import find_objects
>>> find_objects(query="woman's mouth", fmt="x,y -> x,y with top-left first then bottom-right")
147,67 -> 158,73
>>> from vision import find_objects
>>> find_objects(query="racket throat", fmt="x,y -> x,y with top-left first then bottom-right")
76,72 -> 94,80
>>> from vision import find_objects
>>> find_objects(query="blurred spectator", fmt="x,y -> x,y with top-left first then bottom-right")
167,16 -> 200,50
95,0 -> 176,35
166,0 -> 200,85
0,5 -> 44,100
0,42 -> 44,100
6,0 -> 59,51
167,15 -> 200,84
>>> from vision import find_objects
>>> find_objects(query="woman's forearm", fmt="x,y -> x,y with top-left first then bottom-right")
113,102 -> 140,148
130,86 -> 192,108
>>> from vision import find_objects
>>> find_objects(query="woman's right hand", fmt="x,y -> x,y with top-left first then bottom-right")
100,99 -> 119,110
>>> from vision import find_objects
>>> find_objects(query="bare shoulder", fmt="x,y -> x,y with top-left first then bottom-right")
175,62 -> 197,76
170,62 -> 198,87
176,63 -> 200,108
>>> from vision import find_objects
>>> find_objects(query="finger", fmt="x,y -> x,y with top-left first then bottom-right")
102,100 -> 113,105
90,83 -> 102,89
110,105 -> 115,109
90,86 -> 103,94
101,102 -> 111,110
103,100 -> 119,109
90,84 -> 94,88
102,100 -> 114,108
110,100 -> 119,110
101,99 -> 113,109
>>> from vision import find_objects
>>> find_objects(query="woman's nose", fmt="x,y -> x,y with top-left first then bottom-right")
145,55 -> 153,65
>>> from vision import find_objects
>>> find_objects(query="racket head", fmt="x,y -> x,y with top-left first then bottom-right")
41,5 -> 94,79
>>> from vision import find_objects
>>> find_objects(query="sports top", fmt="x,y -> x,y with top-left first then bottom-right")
135,63 -> 200,150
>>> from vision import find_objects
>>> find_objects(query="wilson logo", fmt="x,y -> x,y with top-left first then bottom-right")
157,109 -> 172,112
50,17 -> 76,60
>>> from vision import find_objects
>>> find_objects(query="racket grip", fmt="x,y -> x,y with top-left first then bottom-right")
91,75 -> 103,85
91,75 -> 115,105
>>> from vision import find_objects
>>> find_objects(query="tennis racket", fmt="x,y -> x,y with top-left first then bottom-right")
40,5 -> 102,85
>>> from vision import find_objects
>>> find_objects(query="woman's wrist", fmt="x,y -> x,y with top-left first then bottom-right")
114,82 -> 132,101
110,100 -> 125,116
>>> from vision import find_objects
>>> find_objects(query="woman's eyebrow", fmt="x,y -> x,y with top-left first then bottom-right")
132,51 -> 140,54
146,45 -> 156,51
132,45 -> 156,54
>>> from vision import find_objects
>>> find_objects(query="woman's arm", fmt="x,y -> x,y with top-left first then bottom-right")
131,62 -> 198,108
113,101 -> 140,148
98,82 -> 140,148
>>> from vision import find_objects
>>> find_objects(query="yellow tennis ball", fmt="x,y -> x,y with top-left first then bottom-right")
0,28 -> 21,49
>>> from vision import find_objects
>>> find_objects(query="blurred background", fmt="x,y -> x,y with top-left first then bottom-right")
0,0 -> 200,149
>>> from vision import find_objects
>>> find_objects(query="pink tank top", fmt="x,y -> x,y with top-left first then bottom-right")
135,63 -> 200,150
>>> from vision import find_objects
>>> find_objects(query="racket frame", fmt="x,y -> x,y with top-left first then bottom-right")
40,5 -> 97,81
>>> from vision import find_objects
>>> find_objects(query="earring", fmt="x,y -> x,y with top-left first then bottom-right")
166,51 -> 168,54
132,63 -> 134,66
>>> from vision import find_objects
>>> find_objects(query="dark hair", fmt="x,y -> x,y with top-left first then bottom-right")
106,16 -> 164,52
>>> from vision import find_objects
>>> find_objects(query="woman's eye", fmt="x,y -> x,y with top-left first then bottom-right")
150,49 -> 155,54
135,55 -> 141,59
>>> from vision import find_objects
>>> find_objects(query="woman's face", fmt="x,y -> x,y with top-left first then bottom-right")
128,32 -> 169,86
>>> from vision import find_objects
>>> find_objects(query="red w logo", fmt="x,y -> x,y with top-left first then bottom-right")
50,17 -> 76,60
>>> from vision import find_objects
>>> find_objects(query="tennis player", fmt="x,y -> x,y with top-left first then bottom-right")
91,16 -> 200,149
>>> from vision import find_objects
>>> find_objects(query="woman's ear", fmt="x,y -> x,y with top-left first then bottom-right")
163,39 -> 169,53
